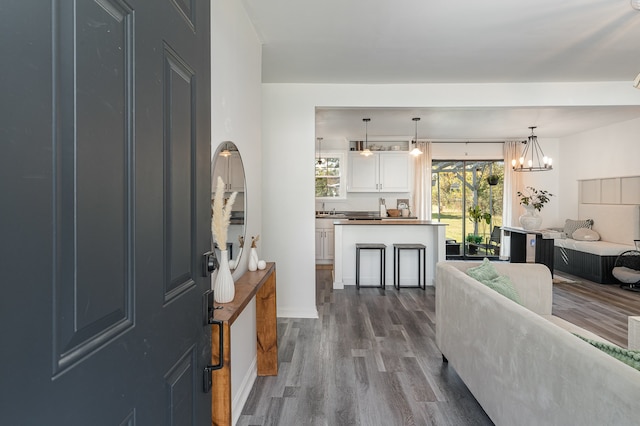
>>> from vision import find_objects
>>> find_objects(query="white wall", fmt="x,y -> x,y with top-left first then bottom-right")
211,0 -> 262,421
557,117 -> 640,222
262,82 -> 640,319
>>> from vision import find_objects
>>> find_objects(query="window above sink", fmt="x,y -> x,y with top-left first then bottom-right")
315,151 -> 346,199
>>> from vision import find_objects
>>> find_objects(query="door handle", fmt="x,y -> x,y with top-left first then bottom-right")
203,318 -> 224,393
202,250 -> 218,277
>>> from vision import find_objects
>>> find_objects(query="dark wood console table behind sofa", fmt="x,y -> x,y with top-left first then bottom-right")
502,227 -> 554,275
211,263 -> 278,425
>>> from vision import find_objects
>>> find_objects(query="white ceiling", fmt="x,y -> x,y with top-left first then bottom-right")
242,0 -> 640,140
315,106 -> 640,141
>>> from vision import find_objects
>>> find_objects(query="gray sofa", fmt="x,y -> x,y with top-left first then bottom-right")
435,261 -> 640,426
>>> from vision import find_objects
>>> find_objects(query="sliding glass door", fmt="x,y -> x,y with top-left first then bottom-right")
432,160 -> 504,259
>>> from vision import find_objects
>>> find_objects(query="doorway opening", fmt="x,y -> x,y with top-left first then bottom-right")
432,160 -> 504,259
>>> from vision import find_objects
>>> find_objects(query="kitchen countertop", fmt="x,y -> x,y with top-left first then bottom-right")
333,219 -> 446,225
315,210 -> 418,220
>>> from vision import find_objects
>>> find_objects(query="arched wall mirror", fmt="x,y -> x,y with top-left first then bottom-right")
211,141 -> 246,270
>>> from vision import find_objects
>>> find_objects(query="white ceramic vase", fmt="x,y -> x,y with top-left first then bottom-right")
248,247 -> 259,271
214,250 -> 235,303
519,205 -> 543,230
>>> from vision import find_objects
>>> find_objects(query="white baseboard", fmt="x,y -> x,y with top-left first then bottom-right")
232,356 -> 257,426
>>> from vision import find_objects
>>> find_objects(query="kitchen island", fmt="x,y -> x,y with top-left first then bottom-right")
333,219 -> 447,289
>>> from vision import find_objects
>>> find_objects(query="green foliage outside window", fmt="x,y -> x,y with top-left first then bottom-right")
315,156 -> 342,198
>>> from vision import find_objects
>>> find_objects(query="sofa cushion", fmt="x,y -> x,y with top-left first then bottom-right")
574,334 -> 640,372
483,275 -> 522,304
572,228 -> 600,241
612,266 -> 640,284
554,238 -> 633,256
564,218 -> 593,239
466,258 -> 499,282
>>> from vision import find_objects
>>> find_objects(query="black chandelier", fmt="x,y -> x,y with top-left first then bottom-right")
512,126 -> 553,172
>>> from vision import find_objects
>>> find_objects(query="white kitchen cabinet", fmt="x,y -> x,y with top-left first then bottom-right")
347,152 -> 411,192
315,219 -> 335,263
212,152 -> 244,192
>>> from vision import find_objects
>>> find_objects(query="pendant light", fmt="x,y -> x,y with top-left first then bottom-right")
511,126 -> 553,172
409,117 -> 423,156
316,137 -> 323,165
220,141 -> 231,157
360,118 -> 373,157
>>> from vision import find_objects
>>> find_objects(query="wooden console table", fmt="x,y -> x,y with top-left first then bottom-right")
502,227 -> 555,275
211,262 -> 278,426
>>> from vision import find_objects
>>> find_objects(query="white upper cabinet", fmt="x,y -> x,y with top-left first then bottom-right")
213,152 -> 244,192
347,152 -> 411,192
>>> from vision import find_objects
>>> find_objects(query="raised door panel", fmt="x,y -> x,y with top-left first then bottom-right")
379,153 -> 411,192
348,153 -> 379,192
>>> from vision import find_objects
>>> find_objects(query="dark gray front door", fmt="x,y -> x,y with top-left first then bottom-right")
1,1 -> 211,424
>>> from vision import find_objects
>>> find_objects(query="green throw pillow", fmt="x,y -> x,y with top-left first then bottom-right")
467,259 -> 522,304
466,258 -> 500,282
483,275 -> 522,305
574,334 -> 640,372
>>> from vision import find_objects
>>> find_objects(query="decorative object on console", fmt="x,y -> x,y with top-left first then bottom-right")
517,186 -> 553,230
248,235 -> 260,271
212,176 -> 238,303
409,117 -> 423,157
512,126 -> 553,172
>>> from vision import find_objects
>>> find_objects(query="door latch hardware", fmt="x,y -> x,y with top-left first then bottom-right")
203,318 -> 224,393
202,250 -> 218,277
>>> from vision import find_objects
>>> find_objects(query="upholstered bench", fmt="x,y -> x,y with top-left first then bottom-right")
554,204 -> 639,283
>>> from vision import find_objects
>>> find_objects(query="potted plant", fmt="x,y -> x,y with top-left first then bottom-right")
516,186 -> 553,230
467,205 -> 491,253
486,174 -> 500,186
517,186 -> 553,211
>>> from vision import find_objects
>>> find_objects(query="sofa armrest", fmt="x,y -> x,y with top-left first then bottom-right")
491,263 -> 552,315
441,261 -> 552,315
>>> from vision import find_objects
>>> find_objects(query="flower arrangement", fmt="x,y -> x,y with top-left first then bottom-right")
211,176 -> 238,250
517,186 -> 553,212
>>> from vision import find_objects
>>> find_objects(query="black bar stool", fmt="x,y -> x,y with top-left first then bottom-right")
355,243 -> 386,289
393,243 -> 426,290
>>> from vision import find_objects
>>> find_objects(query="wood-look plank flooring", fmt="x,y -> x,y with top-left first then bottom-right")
237,269 -> 493,426
551,272 -> 640,348
237,267 -> 640,425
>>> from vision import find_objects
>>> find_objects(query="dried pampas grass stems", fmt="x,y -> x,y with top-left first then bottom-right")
211,176 -> 237,248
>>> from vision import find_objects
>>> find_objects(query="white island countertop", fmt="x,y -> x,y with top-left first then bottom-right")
333,220 -> 447,289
